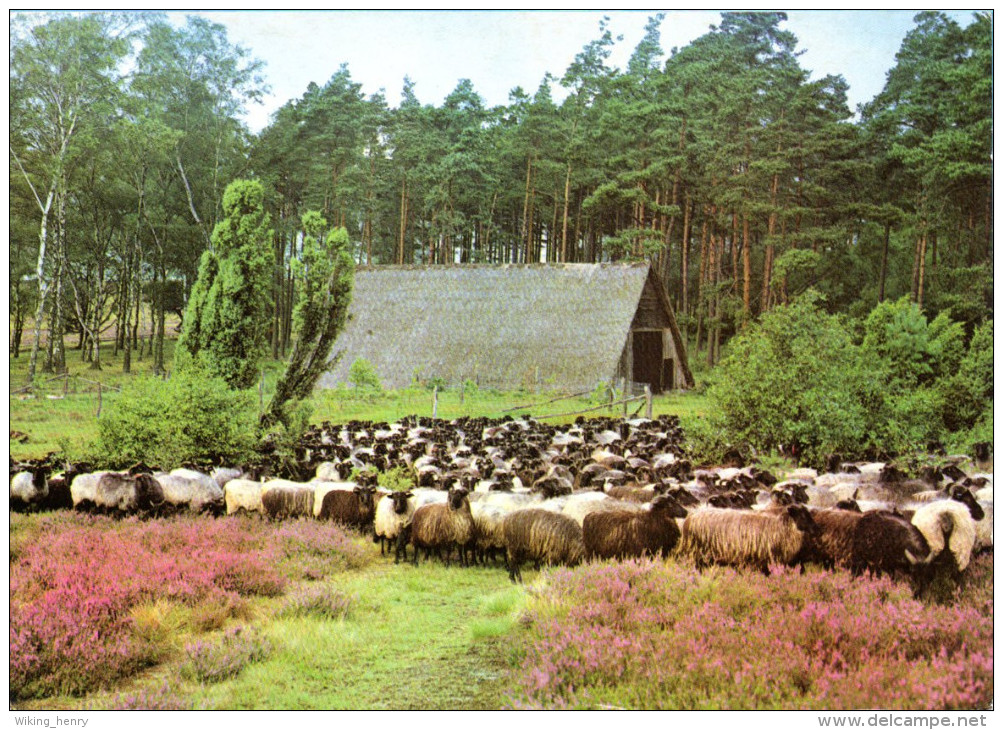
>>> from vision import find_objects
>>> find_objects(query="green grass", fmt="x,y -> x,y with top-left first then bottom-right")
9,336 -> 712,461
192,561 -> 523,710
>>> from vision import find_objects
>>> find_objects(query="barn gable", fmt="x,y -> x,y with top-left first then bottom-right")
317,263 -> 693,392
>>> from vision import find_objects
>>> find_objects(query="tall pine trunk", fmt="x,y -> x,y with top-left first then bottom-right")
878,222 -> 891,303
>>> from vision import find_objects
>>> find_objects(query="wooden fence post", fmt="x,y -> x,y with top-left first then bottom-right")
644,385 -> 652,420
432,386 -> 439,420
63,373 -> 69,397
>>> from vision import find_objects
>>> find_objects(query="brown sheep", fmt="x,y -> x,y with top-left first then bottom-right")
410,487 -> 475,566
679,505 -> 819,574
261,485 -> 315,520
318,485 -> 377,528
583,494 -> 688,560
502,508 -> 584,583
801,508 -> 931,590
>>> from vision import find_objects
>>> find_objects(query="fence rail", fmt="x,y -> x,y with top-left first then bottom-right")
10,372 -> 123,397
500,388 -> 594,414
532,390 -> 651,421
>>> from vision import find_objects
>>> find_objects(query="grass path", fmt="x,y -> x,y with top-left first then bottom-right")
193,557 -> 527,710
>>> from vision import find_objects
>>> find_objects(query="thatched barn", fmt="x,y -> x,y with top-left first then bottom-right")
318,263 -> 694,393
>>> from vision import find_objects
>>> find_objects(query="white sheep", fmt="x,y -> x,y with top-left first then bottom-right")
374,491 -> 416,561
974,501 -> 993,553
10,470 -> 47,507
224,479 -> 266,516
910,500 -> 978,572
70,471 -> 115,510
561,492 -> 644,527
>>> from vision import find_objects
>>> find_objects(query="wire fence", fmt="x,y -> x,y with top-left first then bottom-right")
10,373 -> 124,418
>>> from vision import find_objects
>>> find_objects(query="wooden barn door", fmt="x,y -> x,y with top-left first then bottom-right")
631,330 -> 664,393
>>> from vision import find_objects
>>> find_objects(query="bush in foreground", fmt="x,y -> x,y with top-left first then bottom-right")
507,557 -> 993,710
10,513 -> 371,700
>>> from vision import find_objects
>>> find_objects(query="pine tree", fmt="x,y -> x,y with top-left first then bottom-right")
263,211 -> 354,426
175,179 -> 274,389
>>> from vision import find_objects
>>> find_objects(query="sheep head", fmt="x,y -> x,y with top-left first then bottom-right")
786,504 -> 820,537
447,487 -> 469,510
390,491 -> 413,514
948,485 -> 984,521
650,494 -> 688,519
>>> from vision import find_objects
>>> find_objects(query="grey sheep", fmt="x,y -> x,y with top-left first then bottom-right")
94,472 -> 163,514
156,473 -> 225,515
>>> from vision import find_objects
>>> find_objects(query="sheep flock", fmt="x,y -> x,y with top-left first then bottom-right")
10,413 -> 993,595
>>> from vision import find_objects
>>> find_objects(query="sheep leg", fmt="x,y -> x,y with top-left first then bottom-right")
393,533 -> 405,564
507,550 -> 522,583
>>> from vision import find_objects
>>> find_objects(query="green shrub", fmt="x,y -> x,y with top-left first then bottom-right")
348,358 -> 383,391
377,465 -> 416,492
96,372 -> 257,468
939,320 -> 993,433
698,291 -> 867,468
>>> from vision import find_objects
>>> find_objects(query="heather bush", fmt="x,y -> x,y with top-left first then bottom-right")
274,520 -> 374,579
10,514 -> 285,699
109,680 -> 204,710
507,557 -> 993,710
9,513 -> 370,700
182,626 -> 272,684
279,584 -> 356,620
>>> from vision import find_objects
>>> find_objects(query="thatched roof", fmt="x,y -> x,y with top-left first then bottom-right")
318,263 -> 672,391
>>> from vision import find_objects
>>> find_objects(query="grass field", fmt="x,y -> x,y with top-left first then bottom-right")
8,341 -> 711,461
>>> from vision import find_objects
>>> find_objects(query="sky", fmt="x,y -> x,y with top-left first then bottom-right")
159,9 -> 982,134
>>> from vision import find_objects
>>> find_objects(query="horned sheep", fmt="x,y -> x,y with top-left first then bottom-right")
910,500 -> 979,574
